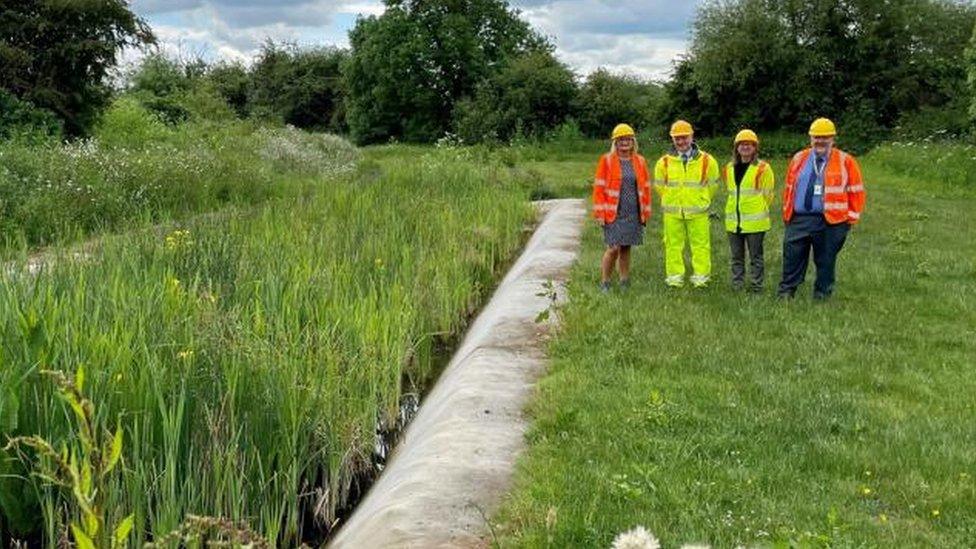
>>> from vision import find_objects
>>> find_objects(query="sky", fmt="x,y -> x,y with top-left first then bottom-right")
129,0 -> 703,81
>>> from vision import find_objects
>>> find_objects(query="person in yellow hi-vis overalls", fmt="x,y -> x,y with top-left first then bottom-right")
654,120 -> 720,288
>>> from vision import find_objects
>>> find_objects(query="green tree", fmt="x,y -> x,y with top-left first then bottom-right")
344,0 -> 550,143
575,69 -> 665,138
249,42 -> 348,132
664,0 -> 975,145
455,51 -> 577,142
0,89 -> 62,142
0,0 -> 154,136
126,53 -> 233,124
207,62 -> 251,118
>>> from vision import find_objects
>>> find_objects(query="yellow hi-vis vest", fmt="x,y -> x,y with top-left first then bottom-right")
654,150 -> 720,217
723,160 -> 775,233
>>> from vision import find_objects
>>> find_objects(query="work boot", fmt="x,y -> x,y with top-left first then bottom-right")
599,281 -> 611,293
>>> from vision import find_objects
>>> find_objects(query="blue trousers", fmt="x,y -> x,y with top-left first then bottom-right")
778,214 -> 850,298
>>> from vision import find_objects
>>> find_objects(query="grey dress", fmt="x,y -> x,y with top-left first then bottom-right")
603,158 -> 644,246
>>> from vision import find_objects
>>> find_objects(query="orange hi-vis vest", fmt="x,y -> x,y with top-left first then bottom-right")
783,148 -> 865,224
592,152 -> 652,224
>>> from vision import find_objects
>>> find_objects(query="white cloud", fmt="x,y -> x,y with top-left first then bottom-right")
129,0 -> 699,78
517,0 -> 702,80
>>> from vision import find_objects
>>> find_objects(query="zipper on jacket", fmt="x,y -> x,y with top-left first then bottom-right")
735,172 -> 742,232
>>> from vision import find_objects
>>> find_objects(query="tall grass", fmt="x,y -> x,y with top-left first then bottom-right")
0,98 -> 359,253
867,141 -> 976,188
0,148 -> 531,544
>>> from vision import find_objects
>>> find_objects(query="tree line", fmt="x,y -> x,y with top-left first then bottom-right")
2,0 -> 976,146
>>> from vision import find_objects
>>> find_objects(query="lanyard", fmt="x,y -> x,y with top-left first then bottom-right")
812,152 -> 828,179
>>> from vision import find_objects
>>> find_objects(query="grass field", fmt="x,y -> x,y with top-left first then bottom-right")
0,145 -> 531,544
493,145 -> 976,547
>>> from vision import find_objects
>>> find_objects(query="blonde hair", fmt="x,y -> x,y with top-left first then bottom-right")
611,136 -> 639,155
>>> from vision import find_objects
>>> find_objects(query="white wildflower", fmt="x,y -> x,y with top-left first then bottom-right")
611,526 -> 660,549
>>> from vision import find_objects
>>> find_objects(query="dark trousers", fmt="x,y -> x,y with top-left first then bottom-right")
778,214 -> 850,298
728,231 -> 766,291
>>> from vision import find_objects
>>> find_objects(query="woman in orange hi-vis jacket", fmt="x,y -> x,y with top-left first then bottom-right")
592,123 -> 651,292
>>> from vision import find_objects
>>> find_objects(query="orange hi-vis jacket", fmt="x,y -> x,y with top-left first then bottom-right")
592,152 -> 652,224
783,148 -> 865,225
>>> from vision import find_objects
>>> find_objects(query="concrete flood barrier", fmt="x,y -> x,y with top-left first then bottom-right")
329,198 -> 586,548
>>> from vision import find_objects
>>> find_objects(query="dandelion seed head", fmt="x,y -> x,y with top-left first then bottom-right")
611,526 -> 660,549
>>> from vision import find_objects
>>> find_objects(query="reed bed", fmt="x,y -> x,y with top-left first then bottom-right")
0,148 -> 531,545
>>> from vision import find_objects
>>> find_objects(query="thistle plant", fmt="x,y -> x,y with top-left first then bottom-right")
4,366 -> 132,549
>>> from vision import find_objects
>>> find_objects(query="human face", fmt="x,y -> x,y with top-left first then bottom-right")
736,141 -> 756,162
811,135 -> 834,156
616,137 -> 634,155
672,134 -> 692,153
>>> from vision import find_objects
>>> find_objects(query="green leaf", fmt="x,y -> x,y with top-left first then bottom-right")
64,392 -> 86,425
71,522 -> 96,549
105,424 -> 123,474
80,459 -> 92,496
0,389 -> 18,432
75,365 -> 85,393
534,309 -> 550,324
82,507 -> 99,537
113,514 -> 135,547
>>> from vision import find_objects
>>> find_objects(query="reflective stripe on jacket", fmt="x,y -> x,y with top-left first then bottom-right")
653,150 -> 720,217
592,152 -> 652,224
783,148 -> 865,224
724,160 -> 775,233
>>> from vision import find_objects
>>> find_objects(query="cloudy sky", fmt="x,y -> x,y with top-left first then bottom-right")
129,0 -> 702,80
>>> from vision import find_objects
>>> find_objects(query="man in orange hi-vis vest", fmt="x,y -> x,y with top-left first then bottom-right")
778,118 -> 866,300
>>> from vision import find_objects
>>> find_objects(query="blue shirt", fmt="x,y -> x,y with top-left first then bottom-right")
793,151 -> 828,214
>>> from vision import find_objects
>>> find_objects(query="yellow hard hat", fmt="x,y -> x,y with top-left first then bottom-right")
734,129 -> 758,144
669,120 -> 693,137
809,118 -> 837,137
611,123 -> 635,140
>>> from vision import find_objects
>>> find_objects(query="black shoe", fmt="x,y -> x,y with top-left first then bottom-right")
599,281 -> 611,293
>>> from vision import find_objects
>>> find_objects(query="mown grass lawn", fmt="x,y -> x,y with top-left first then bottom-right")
494,150 -> 976,548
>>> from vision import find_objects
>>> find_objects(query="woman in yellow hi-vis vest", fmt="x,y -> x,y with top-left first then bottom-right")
654,120 -> 720,288
723,129 -> 775,292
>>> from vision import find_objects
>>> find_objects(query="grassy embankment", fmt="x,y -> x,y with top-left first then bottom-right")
0,98 -> 359,256
493,141 -> 976,547
0,132 -> 532,544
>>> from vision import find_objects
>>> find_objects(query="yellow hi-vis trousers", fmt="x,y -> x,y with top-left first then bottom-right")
663,214 -> 711,286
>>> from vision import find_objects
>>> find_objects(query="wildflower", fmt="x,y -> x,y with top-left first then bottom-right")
879,514 -> 888,524
165,229 -> 192,250
165,275 -> 182,295
680,545 -> 711,549
861,486 -> 873,496
177,349 -> 194,360
115,372 -> 123,383
931,509 -> 940,518
611,526 -> 660,549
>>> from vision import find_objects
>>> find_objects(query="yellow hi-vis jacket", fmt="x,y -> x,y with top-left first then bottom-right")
654,148 -> 720,217
723,160 -> 775,233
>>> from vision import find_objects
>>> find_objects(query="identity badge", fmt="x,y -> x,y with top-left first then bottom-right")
814,184 -> 823,196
